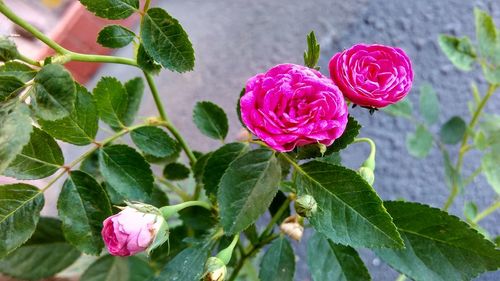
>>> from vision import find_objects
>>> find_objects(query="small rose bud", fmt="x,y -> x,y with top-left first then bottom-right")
280,215 -> 304,241
101,206 -> 165,256
294,195 -> 317,218
204,257 -> 227,281
359,166 -> 375,185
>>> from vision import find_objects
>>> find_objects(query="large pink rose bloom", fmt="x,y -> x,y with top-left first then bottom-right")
101,207 -> 163,256
329,44 -> 413,108
240,63 -> 348,152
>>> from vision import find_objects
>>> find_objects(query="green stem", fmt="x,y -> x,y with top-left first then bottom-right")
463,166 -> 482,187
164,122 -> 198,167
261,196 -> 292,238
217,234 -> 240,264
143,0 -> 152,11
160,200 -> 211,218
472,201 -> 500,223
156,177 -> 191,201
444,84 -> 498,211
16,54 -> 40,66
353,137 -> 376,170
67,52 -> 137,67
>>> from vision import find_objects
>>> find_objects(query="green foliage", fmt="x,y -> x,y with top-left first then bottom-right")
141,8 -> 195,73
93,77 -> 128,128
0,218 -> 80,280
307,232 -> 370,281
122,77 -> 145,126
0,102 -> 33,173
259,237 -> 295,281
0,184 -> 44,258
474,8 -> 500,84
58,171 -> 112,255
131,126 -> 179,158
152,244 -> 209,281
419,84 -> 440,125
202,142 -> 249,196
0,36 -> 18,61
218,149 -> 281,234
163,162 -> 190,181
99,144 -> 154,201
0,61 -> 36,82
376,201 -> 500,281
137,44 -> 161,74
481,147 -> 500,194
193,101 -> 229,140
4,127 -> 64,180
438,35 -> 477,71
39,84 -> 98,145
295,161 -> 403,248
97,25 -> 135,48
0,75 -> 24,103
32,64 -> 76,121
303,31 -> 320,69
81,255 -> 154,281
406,125 -> 433,158
382,98 -> 413,119
79,0 -> 139,20
440,116 -> 466,144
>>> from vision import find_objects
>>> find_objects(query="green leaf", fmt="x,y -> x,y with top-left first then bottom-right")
32,64 -> 76,121
303,31 -> 320,70
218,149 -> 281,234
382,98 -> 413,119
97,25 -> 135,48
482,150 -> 500,194
438,35 -> 477,71
179,206 -> 216,233
0,102 -> 33,174
259,237 -> 295,281
140,8 -> 195,73
4,127 -> 64,180
152,245 -> 209,281
81,255 -> 154,281
39,84 -> 98,145
406,125 -> 433,158
137,44 -> 161,74
419,84 -> 440,125
0,184 -> 44,258
93,76 -> 128,128
193,101 -> 229,140
440,116 -> 466,144
122,77 -> 144,126
375,201 -> 500,281
0,61 -> 36,82
0,36 -> 19,61
131,126 -> 179,158
307,232 -> 371,281
464,201 -> 478,221
0,217 -> 80,280
79,0 -> 139,20
202,142 -> 249,196
0,76 -> 25,103
150,226 -> 188,265
474,130 -> 488,150
295,116 -> 361,160
295,161 -> 403,248
163,162 -> 190,181
99,144 -> 154,201
58,171 -> 112,255
475,8 -> 500,64
193,151 -> 212,183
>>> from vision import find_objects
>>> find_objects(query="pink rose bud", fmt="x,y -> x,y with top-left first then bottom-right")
329,44 -> 414,108
240,63 -> 348,152
101,207 -> 164,256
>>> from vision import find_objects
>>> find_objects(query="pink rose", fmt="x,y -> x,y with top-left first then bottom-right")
329,44 -> 413,108
240,63 -> 348,152
102,207 -> 163,256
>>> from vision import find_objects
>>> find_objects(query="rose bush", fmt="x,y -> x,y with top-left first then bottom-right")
0,1 -> 498,281
240,63 -> 348,152
329,44 -> 413,108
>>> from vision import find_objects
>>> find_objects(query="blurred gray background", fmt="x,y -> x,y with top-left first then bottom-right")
84,0 -> 500,280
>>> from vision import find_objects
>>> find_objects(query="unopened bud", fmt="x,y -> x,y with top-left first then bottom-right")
358,166 -> 375,185
294,195 -> 317,218
236,128 -> 252,142
280,215 -> 304,241
204,257 -> 227,281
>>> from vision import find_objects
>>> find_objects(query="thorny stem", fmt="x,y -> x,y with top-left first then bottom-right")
444,84 -> 498,211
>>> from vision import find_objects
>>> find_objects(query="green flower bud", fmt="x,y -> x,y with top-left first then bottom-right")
359,166 -> 375,185
204,257 -> 227,281
294,195 -> 317,217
